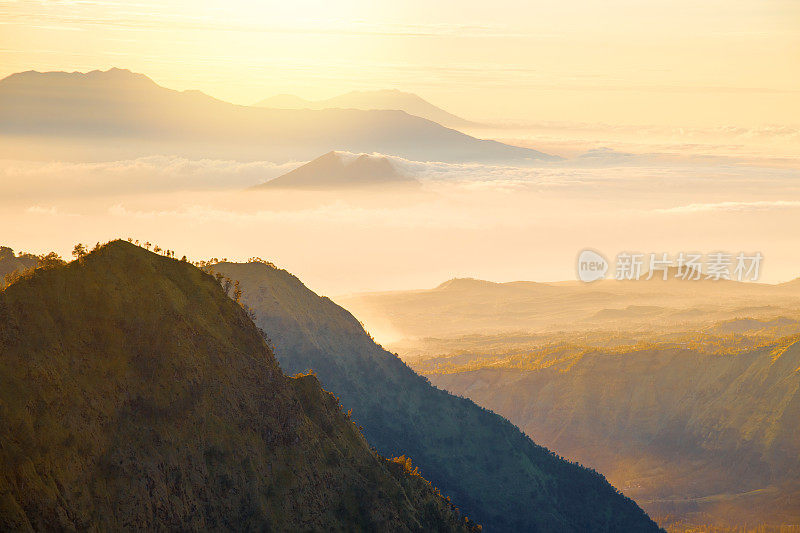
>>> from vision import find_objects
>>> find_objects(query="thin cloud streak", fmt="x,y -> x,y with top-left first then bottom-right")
655,200 -> 800,215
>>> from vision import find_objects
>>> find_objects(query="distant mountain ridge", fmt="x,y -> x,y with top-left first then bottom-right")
256,89 -> 480,128
254,151 -> 418,189
338,275 -> 800,340
0,68 -> 556,163
213,260 -> 661,532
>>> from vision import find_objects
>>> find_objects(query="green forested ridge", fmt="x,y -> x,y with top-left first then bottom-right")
0,241 -> 478,532
214,260 -> 661,532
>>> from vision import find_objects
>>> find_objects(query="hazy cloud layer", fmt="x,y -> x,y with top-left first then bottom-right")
0,156 -> 300,199
3,153 -> 800,292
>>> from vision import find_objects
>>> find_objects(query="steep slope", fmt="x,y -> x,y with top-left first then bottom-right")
254,151 -> 418,189
0,241 -> 477,532
213,260 -> 661,532
427,341 -> 800,528
0,69 -> 554,163
256,89 -> 479,129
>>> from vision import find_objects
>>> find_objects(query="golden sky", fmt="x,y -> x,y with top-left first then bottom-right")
1,0 -> 799,126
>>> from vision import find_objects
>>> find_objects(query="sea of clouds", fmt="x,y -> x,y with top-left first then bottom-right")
3,151 -> 800,293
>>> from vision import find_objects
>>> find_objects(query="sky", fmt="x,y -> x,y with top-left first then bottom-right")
2,0 -> 798,127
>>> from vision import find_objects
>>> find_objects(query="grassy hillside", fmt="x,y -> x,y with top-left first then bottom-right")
0,241 -> 477,531
214,260 -> 661,532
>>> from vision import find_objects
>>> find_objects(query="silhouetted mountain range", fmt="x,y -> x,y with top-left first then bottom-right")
0,68 -> 555,163
256,89 -> 480,129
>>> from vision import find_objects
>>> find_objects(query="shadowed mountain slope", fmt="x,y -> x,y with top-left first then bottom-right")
213,260 -> 661,532
0,69 -> 554,163
0,241 -> 478,532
